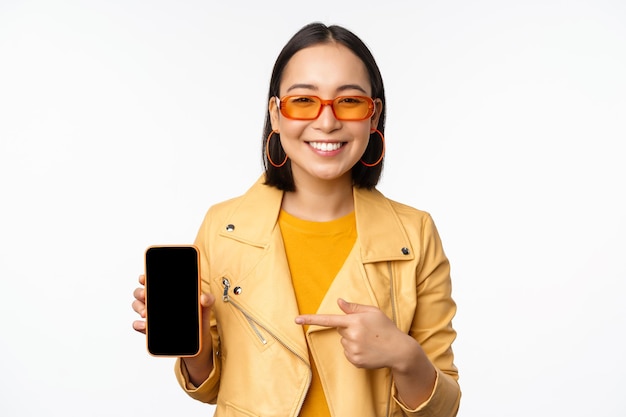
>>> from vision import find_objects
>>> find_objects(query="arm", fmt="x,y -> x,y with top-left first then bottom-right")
295,214 -> 460,416
131,275 -> 219,399
180,293 -> 216,386
394,213 -> 460,416
173,208 -> 222,403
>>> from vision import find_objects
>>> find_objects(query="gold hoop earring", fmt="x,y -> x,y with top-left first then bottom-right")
266,130 -> 288,168
360,129 -> 385,167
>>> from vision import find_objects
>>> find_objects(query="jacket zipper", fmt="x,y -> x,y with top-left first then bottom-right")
222,278 -> 312,416
222,278 -> 266,344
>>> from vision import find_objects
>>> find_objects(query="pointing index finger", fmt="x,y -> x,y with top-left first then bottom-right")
295,314 -> 347,328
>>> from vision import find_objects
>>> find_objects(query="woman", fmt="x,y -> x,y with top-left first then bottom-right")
133,22 -> 460,417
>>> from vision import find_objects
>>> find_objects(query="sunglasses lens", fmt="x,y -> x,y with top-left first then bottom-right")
280,96 -> 374,120
281,96 -> 322,120
333,97 -> 374,120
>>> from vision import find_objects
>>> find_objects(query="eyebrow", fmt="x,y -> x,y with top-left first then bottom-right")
285,83 -> 369,94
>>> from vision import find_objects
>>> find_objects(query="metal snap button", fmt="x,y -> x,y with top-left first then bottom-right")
226,224 -> 235,232
401,247 -> 410,255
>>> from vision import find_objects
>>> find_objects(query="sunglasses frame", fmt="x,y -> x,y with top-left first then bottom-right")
276,95 -> 375,121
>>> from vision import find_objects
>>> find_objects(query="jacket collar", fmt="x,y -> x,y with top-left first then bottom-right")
220,175 -> 414,262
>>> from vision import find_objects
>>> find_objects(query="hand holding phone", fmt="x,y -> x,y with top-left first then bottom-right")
144,245 -> 202,357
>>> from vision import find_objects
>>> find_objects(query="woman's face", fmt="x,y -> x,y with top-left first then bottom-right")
269,43 -> 382,187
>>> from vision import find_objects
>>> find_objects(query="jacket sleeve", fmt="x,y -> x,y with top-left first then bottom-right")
173,208 -> 222,404
394,213 -> 461,417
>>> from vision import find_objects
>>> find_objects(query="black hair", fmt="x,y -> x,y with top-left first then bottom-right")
263,22 -> 386,191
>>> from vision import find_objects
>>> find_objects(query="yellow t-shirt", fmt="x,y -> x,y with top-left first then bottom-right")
278,209 -> 357,417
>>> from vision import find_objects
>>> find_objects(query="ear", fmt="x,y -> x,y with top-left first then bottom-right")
370,98 -> 383,132
269,97 -> 280,131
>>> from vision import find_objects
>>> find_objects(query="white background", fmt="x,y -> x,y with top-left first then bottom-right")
1,1 -> 625,416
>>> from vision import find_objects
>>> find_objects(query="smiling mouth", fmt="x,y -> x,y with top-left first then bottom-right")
307,141 -> 345,152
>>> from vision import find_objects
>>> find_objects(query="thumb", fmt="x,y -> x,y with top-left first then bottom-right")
337,298 -> 367,314
201,292 -> 215,316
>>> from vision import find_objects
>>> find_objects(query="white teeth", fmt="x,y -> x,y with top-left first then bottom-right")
309,142 -> 343,152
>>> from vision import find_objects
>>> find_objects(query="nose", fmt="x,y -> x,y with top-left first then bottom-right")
314,102 -> 341,131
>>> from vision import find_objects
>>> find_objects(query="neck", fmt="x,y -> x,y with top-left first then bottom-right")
282,175 -> 354,222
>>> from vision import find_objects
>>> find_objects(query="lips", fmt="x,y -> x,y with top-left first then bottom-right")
307,141 -> 345,152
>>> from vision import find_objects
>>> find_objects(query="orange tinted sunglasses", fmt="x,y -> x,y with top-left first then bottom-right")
277,95 -> 375,121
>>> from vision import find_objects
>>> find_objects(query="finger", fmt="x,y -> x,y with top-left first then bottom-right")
200,292 -> 216,309
133,287 -> 145,302
295,314 -> 347,328
132,299 -> 146,317
138,274 -> 145,285
337,298 -> 356,314
337,298 -> 377,314
199,293 -> 214,334
132,320 -> 146,334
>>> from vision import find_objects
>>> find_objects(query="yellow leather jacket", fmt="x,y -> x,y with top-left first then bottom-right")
175,177 -> 460,417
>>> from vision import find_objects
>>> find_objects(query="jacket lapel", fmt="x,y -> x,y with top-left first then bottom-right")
309,187 -> 416,332
353,186 -> 414,263
217,177 -> 415,347
217,177 -> 309,360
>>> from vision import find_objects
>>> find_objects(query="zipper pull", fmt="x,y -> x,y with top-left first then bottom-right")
222,278 -> 230,302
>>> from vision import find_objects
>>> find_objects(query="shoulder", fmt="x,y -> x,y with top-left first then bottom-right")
366,187 -> 436,226
387,197 -> 440,245
205,193 -> 245,218
197,176 -> 283,240
204,176 -> 276,217
387,197 -> 431,219
370,190 -> 445,251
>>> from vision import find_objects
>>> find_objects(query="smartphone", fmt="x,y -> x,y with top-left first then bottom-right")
144,245 -> 202,357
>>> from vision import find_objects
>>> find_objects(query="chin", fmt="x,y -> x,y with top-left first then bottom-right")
309,169 -> 352,183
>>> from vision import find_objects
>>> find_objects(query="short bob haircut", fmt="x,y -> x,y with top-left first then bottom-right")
263,22 -> 386,191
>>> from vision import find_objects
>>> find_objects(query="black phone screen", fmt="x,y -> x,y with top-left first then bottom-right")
145,245 -> 201,356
